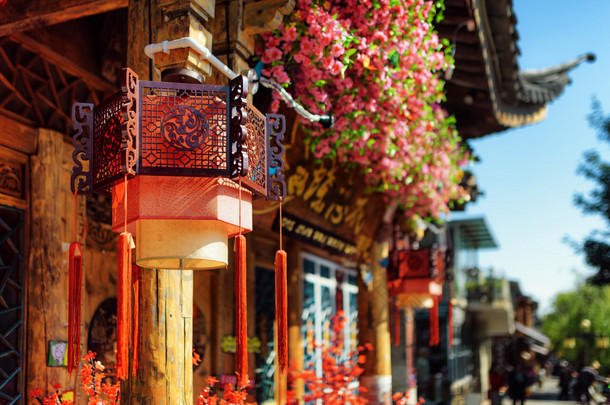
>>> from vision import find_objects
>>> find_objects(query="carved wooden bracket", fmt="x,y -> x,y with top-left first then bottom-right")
244,0 -> 295,35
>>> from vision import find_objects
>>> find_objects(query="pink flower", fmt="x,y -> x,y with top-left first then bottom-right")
255,0 -> 462,221
284,26 -> 298,42
271,99 -> 280,112
261,47 -> 282,63
321,56 -> 334,71
300,38 -> 314,55
331,42 -> 345,58
329,60 -> 343,76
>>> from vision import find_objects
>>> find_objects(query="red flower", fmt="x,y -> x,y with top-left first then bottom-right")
83,351 -> 96,362
30,388 -> 42,398
51,383 -> 62,391
193,349 -> 202,366
206,376 -> 219,386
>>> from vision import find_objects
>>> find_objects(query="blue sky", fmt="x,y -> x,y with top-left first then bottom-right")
450,0 -> 610,313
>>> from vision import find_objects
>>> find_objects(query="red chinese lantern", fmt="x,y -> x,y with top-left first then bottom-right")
70,67 -> 286,380
388,248 -> 445,346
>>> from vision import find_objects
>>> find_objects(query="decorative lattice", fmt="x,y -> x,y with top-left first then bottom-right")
93,91 -> 124,191
0,206 -> 25,404
138,80 -> 230,176
70,69 -> 286,200
71,103 -> 94,195
267,114 -> 286,200
0,37 -> 105,134
121,68 -> 138,176
242,103 -> 267,196
229,76 -> 248,178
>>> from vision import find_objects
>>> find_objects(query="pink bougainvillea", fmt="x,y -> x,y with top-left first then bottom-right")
257,0 -> 469,219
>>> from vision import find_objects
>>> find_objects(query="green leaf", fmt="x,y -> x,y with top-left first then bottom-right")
388,49 -> 400,68
345,48 -> 358,58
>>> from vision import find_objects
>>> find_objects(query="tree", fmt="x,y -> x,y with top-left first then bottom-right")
574,99 -> 610,285
542,283 -> 610,373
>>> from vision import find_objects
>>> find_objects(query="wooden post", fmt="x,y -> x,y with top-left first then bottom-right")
123,0 -> 212,403
359,205 -> 395,405
123,270 -> 194,404
404,308 -> 418,405
28,131 -> 81,398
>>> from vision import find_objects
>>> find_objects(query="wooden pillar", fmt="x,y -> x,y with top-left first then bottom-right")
359,206 -> 395,405
123,270 -> 194,404
28,131 -> 82,398
123,1 -> 213,403
404,308 -> 418,405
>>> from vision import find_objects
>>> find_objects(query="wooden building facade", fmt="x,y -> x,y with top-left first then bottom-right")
0,0 -> 594,404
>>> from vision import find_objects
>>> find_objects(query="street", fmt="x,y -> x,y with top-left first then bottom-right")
525,376 -> 564,405
502,376 -> 605,405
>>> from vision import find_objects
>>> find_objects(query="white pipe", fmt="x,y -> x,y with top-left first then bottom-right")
144,37 -> 238,80
144,38 -> 333,127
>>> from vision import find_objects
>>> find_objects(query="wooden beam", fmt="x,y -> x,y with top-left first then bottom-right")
0,112 -> 38,155
244,0 -> 295,35
0,0 -> 127,37
9,33 -> 116,97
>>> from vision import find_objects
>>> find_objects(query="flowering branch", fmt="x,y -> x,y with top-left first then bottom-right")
258,0 -> 470,219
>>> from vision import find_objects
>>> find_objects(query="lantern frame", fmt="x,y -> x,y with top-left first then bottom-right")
71,67 -> 285,201
387,248 -> 446,308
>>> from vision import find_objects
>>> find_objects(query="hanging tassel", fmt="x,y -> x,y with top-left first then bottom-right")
448,299 -> 453,348
429,296 -> 439,346
117,232 -> 133,380
235,235 -> 248,388
275,249 -> 288,373
131,264 -> 140,377
394,300 -> 400,347
68,242 -> 82,375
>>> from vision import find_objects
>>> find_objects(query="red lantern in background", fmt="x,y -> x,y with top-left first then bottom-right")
388,248 -> 446,346
70,67 -> 286,380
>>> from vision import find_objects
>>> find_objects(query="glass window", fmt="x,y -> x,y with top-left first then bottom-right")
300,253 -> 358,377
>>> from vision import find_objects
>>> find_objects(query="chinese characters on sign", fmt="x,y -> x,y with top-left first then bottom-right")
221,335 -> 262,354
274,213 -> 357,256
285,163 -> 377,256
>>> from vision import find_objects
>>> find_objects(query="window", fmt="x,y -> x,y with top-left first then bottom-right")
301,253 -> 358,377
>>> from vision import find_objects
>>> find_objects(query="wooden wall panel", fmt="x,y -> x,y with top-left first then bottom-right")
27,129 -> 84,400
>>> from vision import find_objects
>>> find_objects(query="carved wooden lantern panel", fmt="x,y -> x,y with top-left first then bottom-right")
71,67 -> 286,201
70,67 -> 286,270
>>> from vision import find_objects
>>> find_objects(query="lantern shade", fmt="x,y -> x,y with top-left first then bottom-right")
134,219 -> 228,270
388,248 -> 444,310
112,176 -> 252,270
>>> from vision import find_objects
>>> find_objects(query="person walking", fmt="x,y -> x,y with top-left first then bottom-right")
508,364 -> 528,405
416,348 -> 432,401
573,362 -> 601,405
557,363 -> 573,401
489,363 -> 506,405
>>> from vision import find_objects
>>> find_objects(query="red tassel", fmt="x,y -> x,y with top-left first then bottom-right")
448,299 -> 453,348
68,242 -> 82,375
429,296 -> 439,346
235,235 -> 248,387
131,264 -> 140,377
275,249 -> 288,373
117,232 -> 132,380
394,300 -> 400,347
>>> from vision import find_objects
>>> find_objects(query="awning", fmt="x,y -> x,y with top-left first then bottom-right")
515,322 -> 550,346
467,301 -> 515,335
530,343 -> 549,356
